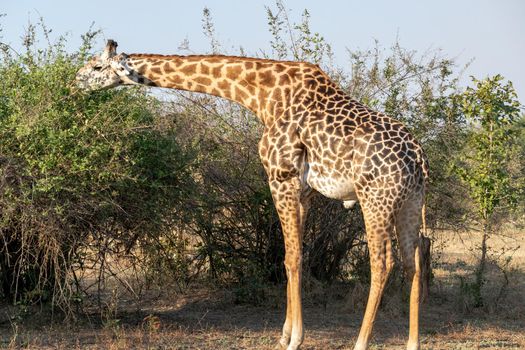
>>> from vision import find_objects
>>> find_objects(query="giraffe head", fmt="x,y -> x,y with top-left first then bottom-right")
75,40 -> 133,90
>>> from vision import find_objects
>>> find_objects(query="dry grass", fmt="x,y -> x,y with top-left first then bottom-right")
1,229 -> 524,349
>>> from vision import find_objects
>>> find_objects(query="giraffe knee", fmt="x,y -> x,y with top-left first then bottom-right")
402,251 -> 417,277
400,237 -> 424,277
371,253 -> 394,285
284,254 -> 302,274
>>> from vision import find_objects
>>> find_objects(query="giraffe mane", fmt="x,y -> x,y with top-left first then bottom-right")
126,53 -> 316,66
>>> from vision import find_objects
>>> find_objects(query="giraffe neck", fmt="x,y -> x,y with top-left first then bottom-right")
123,54 -> 318,124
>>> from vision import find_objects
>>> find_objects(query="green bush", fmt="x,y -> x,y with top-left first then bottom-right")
0,25 -> 191,309
1,6 -> 522,313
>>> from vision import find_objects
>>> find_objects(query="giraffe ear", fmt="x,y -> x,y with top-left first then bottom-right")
101,39 -> 118,60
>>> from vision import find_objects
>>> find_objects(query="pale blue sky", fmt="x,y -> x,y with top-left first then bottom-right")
2,0 -> 524,101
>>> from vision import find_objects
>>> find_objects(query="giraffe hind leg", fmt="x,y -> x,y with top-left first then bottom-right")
395,195 -> 424,350
354,205 -> 396,350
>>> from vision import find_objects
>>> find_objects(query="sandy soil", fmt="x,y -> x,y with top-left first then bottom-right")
1,229 -> 523,349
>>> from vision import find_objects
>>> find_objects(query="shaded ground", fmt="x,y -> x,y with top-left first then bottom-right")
1,229 -> 524,349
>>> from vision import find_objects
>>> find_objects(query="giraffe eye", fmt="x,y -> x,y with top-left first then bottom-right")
93,65 -> 103,71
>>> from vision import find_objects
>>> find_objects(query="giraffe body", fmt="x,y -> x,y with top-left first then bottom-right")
76,40 -> 429,350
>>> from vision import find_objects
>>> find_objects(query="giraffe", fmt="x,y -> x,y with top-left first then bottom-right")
76,40 -> 429,350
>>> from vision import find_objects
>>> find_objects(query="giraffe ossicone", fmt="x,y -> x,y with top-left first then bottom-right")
76,39 -> 429,350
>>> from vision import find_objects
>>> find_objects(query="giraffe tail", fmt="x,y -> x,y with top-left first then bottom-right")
416,145 -> 429,237
421,202 -> 427,237
418,147 -> 431,302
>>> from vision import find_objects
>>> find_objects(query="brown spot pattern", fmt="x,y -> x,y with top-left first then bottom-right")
91,52 -> 430,350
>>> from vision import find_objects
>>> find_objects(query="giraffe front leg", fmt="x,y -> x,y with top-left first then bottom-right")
276,279 -> 292,349
269,178 -> 309,350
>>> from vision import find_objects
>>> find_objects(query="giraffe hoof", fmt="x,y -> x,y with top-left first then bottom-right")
274,342 -> 287,350
353,341 -> 367,350
406,341 -> 420,350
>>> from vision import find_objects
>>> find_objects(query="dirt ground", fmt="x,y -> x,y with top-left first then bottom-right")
1,229 -> 524,349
